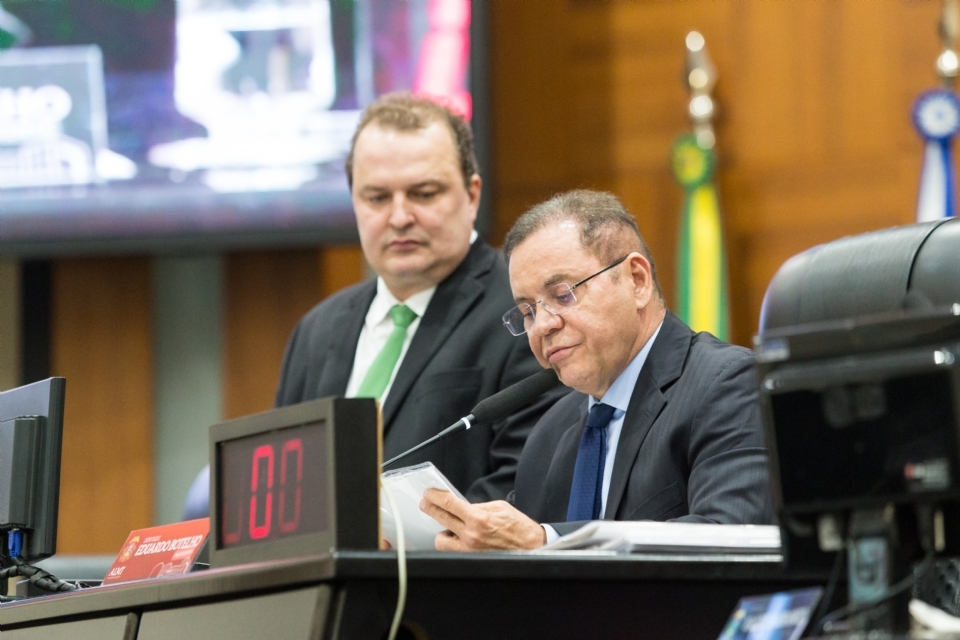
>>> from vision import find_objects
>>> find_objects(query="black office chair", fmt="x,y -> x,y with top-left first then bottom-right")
759,217 -> 960,333
759,217 -> 960,616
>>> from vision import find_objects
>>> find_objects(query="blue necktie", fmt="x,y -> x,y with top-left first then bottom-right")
566,402 -> 616,521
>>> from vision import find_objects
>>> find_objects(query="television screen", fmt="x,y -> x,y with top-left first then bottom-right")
0,0 -> 479,255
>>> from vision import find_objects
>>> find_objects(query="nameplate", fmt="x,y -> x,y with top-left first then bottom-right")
103,518 -> 209,585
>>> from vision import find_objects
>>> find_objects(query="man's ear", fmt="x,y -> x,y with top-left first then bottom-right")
467,174 -> 482,215
628,253 -> 655,309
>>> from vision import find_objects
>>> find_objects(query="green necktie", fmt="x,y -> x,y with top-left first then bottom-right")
356,304 -> 418,400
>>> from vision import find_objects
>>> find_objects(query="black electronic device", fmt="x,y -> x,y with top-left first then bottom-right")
209,397 -> 379,569
0,378 -> 66,563
757,307 -> 960,631
757,307 -> 960,558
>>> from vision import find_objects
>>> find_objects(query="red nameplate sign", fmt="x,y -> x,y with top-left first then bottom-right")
103,518 -> 209,585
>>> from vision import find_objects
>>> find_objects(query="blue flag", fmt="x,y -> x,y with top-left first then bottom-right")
913,89 -> 960,222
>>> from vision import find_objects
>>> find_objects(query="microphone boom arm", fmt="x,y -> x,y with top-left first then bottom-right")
381,415 -> 474,469
378,368 -> 560,471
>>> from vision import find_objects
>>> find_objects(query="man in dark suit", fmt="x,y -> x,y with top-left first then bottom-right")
275,93 -> 563,502
420,190 -> 773,549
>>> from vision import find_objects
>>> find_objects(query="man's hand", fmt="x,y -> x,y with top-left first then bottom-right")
419,488 -> 547,551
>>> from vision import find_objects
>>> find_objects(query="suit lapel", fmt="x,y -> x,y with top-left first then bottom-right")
315,283 -> 376,398
381,242 -> 496,431
544,399 -> 589,521
603,312 -> 693,519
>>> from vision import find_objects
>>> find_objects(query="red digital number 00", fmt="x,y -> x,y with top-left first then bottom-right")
242,437 -> 304,542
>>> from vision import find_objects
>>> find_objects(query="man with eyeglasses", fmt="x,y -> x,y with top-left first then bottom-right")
419,189 -> 773,550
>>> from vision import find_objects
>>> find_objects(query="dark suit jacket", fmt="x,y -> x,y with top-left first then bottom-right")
275,240 -> 567,502
512,311 -> 773,533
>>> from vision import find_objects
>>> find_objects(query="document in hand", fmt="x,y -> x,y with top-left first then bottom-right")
539,521 -> 782,554
380,462 -> 466,551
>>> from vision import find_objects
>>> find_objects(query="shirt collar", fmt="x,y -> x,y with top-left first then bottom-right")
589,321 -> 664,413
367,278 -> 436,327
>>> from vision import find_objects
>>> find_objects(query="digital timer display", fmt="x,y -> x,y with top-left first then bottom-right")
217,422 -> 328,549
210,398 -> 379,567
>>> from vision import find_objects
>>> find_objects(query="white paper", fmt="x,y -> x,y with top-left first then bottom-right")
540,520 -> 782,554
380,462 -> 466,551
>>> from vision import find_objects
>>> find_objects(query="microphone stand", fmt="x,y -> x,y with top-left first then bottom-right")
381,415 -> 474,469
379,367 -> 560,471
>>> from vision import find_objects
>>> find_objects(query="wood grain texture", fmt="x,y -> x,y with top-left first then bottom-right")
223,250 -> 321,419
319,245 -> 367,300
51,258 -> 154,554
222,246 -> 366,420
489,0 -> 943,346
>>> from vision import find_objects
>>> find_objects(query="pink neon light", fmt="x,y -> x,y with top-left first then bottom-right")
415,0 -> 472,119
431,0 -> 470,29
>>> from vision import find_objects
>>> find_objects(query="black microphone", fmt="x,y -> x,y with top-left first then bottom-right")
380,368 -> 561,469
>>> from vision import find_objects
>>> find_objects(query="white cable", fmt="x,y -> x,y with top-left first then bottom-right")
382,479 -> 407,640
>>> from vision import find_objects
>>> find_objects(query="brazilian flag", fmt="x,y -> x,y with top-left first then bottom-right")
672,134 -> 729,341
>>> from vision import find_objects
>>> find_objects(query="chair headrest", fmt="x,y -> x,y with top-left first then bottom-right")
759,218 -> 960,332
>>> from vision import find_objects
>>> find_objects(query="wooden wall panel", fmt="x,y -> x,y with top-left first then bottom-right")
319,245 -> 367,299
223,250 -> 320,419
490,0 -> 946,346
489,0 -> 574,226
51,258 -> 153,554
223,247 -> 366,420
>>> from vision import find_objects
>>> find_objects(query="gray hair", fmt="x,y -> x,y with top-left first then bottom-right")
503,189 -> 662,297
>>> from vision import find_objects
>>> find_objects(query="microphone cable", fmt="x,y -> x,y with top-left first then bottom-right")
813,550 -> 935,635
380,477 -> 407,640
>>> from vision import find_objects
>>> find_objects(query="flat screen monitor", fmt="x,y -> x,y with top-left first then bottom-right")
0,0 -> 487,256
766,351 -> 960,514
756,307 -> 960,569
0,378 -> 66,562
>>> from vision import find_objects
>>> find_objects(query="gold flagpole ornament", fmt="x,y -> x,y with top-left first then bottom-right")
684,31 -> 717,150
938,0 -> 959,88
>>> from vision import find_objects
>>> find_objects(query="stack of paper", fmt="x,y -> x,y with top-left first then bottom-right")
540,521 -> 782,554
380,462 -> 465,551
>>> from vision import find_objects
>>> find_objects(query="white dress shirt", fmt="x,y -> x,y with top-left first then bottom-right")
345,230 -> 477,403
345,281 -> 436,402
542,320 -> 664,543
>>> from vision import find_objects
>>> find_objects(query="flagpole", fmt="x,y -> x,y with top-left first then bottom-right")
672,32 -> 730,342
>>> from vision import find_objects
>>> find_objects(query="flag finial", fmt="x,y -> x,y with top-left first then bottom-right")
939,0 -> 960,88
684,31 -> 717,150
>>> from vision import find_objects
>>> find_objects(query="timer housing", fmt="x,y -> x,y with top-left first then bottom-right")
209,397 -> 380,569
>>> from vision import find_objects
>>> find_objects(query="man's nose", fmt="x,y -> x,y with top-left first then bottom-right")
530,304 -> 563,336
388,193 -> 415,227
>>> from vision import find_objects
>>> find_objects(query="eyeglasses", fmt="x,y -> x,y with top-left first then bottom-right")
502,255 -> 628,336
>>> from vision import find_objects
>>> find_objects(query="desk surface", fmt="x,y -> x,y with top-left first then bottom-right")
0,551 -> 826,640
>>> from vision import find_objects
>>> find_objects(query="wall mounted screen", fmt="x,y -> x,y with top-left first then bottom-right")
0,0 -> 476,255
